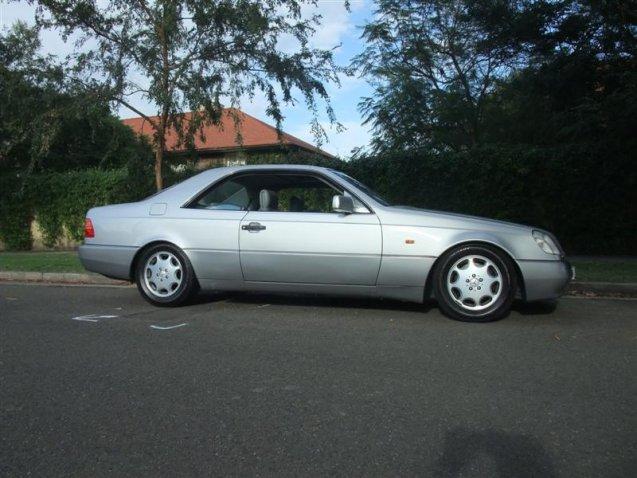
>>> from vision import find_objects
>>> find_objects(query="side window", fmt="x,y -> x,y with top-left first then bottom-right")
189,172 -> 371,213
277,179 -> 339,213
258,174 -> 370,213
191,179 -> 250,210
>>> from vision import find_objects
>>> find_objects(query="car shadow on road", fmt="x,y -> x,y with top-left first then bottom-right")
513,299 -> 559,316
435,427 -> 557,477
190,292 -> 556,315
191,291 -> 562,318
194,290 -> 435,313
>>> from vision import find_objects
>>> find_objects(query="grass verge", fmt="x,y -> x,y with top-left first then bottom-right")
570,260 -> 636,283
0,251 -> 84,273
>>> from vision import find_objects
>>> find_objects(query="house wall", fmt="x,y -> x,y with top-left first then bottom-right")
195,151 -> 248,170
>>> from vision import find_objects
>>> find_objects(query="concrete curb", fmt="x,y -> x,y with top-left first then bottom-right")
566,281 -> 637,297
1,271 -> 636,297
0,271 -> 129,286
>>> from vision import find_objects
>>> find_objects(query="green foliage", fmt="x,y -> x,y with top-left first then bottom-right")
244,149 -> 347,170
33,0 -> 346,189
348,144 -> 637,255
353,0 -> 547,152
355,0 -> 636,155
0,23 -> 155,250
0,23 -> 154,178
0,169 -> 154,249
483,55 -> 637,150
278,187 -> 335,213
2,147 -> 633,254
0,176 -> 32,250
351,0 -> 635,255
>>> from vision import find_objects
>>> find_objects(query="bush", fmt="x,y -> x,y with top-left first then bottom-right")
0,175 -> 33,250
0,168 -> 154,249
347,144 -> 637,255
1,146 -> 633,255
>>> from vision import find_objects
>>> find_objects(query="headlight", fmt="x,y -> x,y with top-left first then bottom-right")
532,230 -> 561,255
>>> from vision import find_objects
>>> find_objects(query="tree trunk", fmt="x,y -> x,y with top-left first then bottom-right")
154,146 -> 163,191
154,110 -> 168,191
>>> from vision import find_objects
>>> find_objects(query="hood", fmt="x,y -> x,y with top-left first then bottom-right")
382,205 -> 533,233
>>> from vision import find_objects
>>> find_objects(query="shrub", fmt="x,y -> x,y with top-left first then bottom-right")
1,146 -> 634,255
347,144 -> 637,255
0,175 -> 33,250
0,168 -> 154,249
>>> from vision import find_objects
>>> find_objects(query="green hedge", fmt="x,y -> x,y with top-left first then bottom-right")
1,145 -> 634,255
346,144 -> 637,255
0,168 -> 154,250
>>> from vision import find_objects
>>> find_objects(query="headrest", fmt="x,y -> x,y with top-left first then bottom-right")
259,189 -> 278,211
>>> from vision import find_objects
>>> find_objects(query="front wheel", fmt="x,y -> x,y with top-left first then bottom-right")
434,245 -> 517,322
135,244 -> 198,306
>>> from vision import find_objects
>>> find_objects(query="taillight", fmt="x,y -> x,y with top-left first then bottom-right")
84,218 -> 95,238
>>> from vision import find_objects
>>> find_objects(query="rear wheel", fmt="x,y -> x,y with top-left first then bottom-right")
135,244 -> 198,306
434,244 -> 517,322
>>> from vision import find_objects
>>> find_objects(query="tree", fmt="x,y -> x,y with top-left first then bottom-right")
479,0 -> 637,148
0,22 -> 152,178
353,0 -> 565,153
354,0 -> 636,154
31,0 -> 344,190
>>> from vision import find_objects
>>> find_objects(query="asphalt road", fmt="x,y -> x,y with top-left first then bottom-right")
1,283 -> 636,477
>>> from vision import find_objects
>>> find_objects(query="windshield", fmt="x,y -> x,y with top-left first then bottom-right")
332,171 -> 391,206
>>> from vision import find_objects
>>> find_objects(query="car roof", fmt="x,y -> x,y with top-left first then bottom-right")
198,163 -> 334,178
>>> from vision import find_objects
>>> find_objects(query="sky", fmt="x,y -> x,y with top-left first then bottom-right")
0,0 -> 376,158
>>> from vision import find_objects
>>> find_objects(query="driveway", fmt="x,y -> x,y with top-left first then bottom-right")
1,283 -> 636,476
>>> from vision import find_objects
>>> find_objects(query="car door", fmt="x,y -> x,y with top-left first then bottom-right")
239,172 -> 382,286
177,177 -> 251,282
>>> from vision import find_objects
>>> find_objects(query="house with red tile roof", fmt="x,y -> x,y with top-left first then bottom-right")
122,108 -> 334,169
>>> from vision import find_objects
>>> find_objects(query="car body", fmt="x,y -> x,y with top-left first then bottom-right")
79,164 -> 572,321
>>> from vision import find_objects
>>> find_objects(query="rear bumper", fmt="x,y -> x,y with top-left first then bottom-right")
78,244 -> 137,281
519,258 -> 572,301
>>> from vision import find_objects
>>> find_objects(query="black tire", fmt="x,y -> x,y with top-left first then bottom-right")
434,244 -> 517,322
135,243 -> 199,306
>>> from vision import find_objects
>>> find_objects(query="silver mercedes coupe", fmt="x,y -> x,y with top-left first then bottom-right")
79,164 -> 572,321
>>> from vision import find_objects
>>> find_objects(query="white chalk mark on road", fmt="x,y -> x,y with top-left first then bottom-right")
71,314 -> 119,323
150,323 -> 188,330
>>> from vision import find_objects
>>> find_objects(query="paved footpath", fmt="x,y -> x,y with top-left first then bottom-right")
1,283 -> 636,477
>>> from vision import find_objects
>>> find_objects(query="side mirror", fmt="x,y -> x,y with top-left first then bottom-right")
332,195 -> 354,214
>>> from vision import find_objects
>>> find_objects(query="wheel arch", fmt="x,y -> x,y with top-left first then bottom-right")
423,240 -> 526,301
129,240 -> 184,281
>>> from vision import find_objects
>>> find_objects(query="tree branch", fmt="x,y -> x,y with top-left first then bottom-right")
115,97 -> 157,129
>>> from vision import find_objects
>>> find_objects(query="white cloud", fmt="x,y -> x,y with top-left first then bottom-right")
276,0 -> 365,52
306,1 -> 355,50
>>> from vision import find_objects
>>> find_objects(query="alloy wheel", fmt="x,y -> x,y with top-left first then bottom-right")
446,254 -> 503,311
143,251 -> 183,298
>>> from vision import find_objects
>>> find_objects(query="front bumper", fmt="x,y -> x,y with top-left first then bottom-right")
519,258 -> 572,301
78,244 -> 138,281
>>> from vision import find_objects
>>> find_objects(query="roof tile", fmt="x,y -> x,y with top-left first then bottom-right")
121,108 -> 333,158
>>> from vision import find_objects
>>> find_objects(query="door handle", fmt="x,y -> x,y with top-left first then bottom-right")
242,222 -> 266,232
